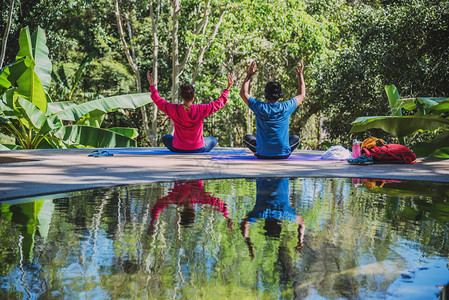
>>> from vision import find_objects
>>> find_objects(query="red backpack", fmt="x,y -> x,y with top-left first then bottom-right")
362,144 -> 416,164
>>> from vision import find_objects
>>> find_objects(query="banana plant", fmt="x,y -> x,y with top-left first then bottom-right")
350,84 -> 449,157
51,53 -> 102,101
0,26 -> 151,149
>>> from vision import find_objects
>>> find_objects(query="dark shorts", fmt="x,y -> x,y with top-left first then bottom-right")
243,134 -> 299,159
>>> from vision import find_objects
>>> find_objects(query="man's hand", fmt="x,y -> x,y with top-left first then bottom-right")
247,60 -> 259,78
227,73 -> 234,89
295,60 -> 304,77
147,70 -> 153,86
294,60 -> 306,106
240,61 -> 258,105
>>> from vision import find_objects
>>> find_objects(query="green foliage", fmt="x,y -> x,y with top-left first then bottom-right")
0,26 -> 151,149
2,0 -> 448,150
351,84 -> 449,157
314,0 -> 449,148
1,178 -> 449,298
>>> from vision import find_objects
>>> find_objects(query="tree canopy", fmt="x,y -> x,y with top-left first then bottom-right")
1,0 -> 448,150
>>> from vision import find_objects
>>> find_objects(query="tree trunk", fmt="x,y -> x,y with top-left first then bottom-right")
170,0 -> 212,99
114,0 -> 152,146
170,0 -> 180,104
0,0 -> 15,69
150,0 -> 160,146
192,9 -> 225,84
168,0 -> 215,134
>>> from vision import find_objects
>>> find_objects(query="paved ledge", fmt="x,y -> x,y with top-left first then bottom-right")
1,147 -> 449,200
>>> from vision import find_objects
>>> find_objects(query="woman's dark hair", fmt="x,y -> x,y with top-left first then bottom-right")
180,83 -> 195,102
180,207 -> 195,227
264,81 -> 283,101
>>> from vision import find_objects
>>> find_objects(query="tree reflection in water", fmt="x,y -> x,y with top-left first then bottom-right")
0,177 -> 448,299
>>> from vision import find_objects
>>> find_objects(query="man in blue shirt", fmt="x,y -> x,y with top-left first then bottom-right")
239,60 -> 306,159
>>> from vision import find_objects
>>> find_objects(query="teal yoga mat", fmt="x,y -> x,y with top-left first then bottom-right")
89,148 -> 247,157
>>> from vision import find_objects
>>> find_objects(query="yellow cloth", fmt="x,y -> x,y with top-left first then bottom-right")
362,137 -> 386,149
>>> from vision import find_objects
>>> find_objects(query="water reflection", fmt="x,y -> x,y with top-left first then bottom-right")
147,180 -> 233,234
0,177 -> 448,299
240,178 -> 304,258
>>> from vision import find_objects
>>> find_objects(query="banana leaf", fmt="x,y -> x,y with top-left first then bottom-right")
427,98 -> 449,114
2,88 -> 16,113
76,110 -> 105,127
396,97 -> 449,114
30,27 -> 52,93
432,147 -> 449,158
385,85 -> 402,116
55,92 -> 152,122
47,101 -> 76,114
0,144 -> 22,150
350,115 -> 449,137
396,98 -> 417,111
413,131 -> 449,157
417,97 -> 448,110
108,127 -> 139,139
18,97 -> 46,129
385,85 -> 405,144
0,58 -> 30,95
69,54 -> 92,100
54,125 -> 137,148
15,27 -> 49,113
0,96 -> 13,114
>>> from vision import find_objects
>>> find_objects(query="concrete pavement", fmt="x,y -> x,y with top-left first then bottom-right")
1,148 -> 449,200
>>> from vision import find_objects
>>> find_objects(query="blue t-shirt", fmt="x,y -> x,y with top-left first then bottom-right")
248,97 -> 297,157
248,177 -> 297,223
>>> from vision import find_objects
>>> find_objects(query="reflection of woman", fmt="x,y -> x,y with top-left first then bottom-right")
240,178 -> 305,258
148,180 -> 232,234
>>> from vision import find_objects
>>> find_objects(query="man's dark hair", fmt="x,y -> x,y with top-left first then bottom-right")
264,218 -> 282,238
180,83 -> 195,102
264,81 -> 283,101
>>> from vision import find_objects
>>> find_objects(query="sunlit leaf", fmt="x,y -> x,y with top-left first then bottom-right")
351,115 -> 449,137
427,99 -> 449,114
385,85 -> 402,116
69,54 -> 92,100
54,125 -> 137,148
18,97 -> 46,129
31,26 -> 52,93
413,131 -> 449,157
47,101 -> 76,115
108,127 -> 139,139
0,58 -> 30,95
56,92 -> 152,122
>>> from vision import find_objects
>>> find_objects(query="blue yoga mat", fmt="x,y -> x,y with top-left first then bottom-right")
89,148 -> 247,157
211,154 -> 344,161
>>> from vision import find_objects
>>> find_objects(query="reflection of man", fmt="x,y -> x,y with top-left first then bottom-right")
240,178 -> 305,258
148,180 -> 232,234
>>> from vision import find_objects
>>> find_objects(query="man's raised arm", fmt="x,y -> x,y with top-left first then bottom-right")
239,61 -> 259,105
294,60 -> 306,107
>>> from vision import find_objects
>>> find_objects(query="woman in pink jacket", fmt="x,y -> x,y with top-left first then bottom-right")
147,70 -> 233,153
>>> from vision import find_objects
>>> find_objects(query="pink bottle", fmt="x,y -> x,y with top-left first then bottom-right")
352,139 -> 361,159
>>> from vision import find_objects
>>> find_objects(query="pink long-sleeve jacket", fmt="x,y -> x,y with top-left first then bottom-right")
150,85 -> 228,150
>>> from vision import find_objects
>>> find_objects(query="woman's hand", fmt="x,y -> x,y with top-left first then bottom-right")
147,70 -> 153,86
227,73 -> 234,89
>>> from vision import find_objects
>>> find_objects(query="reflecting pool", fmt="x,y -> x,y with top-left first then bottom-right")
1,177 -> 448,299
